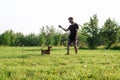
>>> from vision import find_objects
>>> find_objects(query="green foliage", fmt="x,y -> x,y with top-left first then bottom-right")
39,26 -> 62,46
0,30 -> 16,46
110,43 -> 120,50
45,26 -> 55,46
81,15 -> 99,49
101,18 -> 120,49
0,31 -> 11,46
78,31 -> 88,49
0,34 -> 2,45
14,33 -> 25,46
39,27 -> 46,46
39,34 -> 46,46
53,34 -> 61,46
61,33 -> 69,46
24,33 -> 39,46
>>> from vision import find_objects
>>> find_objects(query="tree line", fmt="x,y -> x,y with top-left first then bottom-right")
0,15 -> 120,49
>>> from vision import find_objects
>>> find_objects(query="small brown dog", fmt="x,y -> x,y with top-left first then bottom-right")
41,46 -> 52,55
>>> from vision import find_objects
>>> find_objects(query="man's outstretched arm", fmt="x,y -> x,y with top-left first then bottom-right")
58,25 -> 69,31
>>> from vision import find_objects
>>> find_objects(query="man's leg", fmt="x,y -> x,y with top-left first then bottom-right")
73,40 -> 78,54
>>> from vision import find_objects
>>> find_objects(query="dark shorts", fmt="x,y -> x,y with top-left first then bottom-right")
68,39 -> 77,46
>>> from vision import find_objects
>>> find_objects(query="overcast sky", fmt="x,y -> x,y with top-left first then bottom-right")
0,0 -> 120,34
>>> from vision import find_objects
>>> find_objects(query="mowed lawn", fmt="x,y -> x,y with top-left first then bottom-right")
0,47 -> 120,80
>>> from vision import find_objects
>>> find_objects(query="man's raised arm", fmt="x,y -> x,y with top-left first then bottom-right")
58,25 -> 69,31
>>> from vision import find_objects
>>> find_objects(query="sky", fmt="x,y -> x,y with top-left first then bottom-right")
0,0 -> 120,34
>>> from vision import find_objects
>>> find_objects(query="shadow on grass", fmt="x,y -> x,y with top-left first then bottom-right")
23,49 -> 40,51
51,48 -> 66,51
23,47 -> 67,51
0,53 -> 40,59
97,62 -> 110,65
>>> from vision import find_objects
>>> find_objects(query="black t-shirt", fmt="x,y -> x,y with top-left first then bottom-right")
68,23 -> 79,41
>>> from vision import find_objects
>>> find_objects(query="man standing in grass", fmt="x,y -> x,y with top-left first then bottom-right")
59,17 -> 79,55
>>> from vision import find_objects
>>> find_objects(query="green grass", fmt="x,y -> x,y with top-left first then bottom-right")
0,46 -> 120,80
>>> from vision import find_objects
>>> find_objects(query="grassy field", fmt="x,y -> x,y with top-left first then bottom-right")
0,46 -> 120,80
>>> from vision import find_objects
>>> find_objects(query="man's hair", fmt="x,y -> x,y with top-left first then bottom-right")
68,17 -> 73,20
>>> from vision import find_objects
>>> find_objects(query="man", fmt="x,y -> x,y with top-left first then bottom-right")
59,17 -> 79,55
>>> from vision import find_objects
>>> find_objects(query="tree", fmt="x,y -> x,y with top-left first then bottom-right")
0,34 -> 2,45
39,34 -> 46,46
118,28 -> 120,42
9,30 -> 16,46
14,32 -> 25,46
0,30 -> 16,46
24,33 -> 39,46
45,26 -> 55,46
101,18 -> 120,49
81,15 -> 99,49
78,31 -> 88,48
61,33 -> 69,46
53,33 -> 61,46
39,27 -> 46,46
39,26 -> 55,46
0,31 -> 10,46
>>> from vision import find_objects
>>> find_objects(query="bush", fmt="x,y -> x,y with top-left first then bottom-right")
79,46 -> 88,49
110,43 -> 120,50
